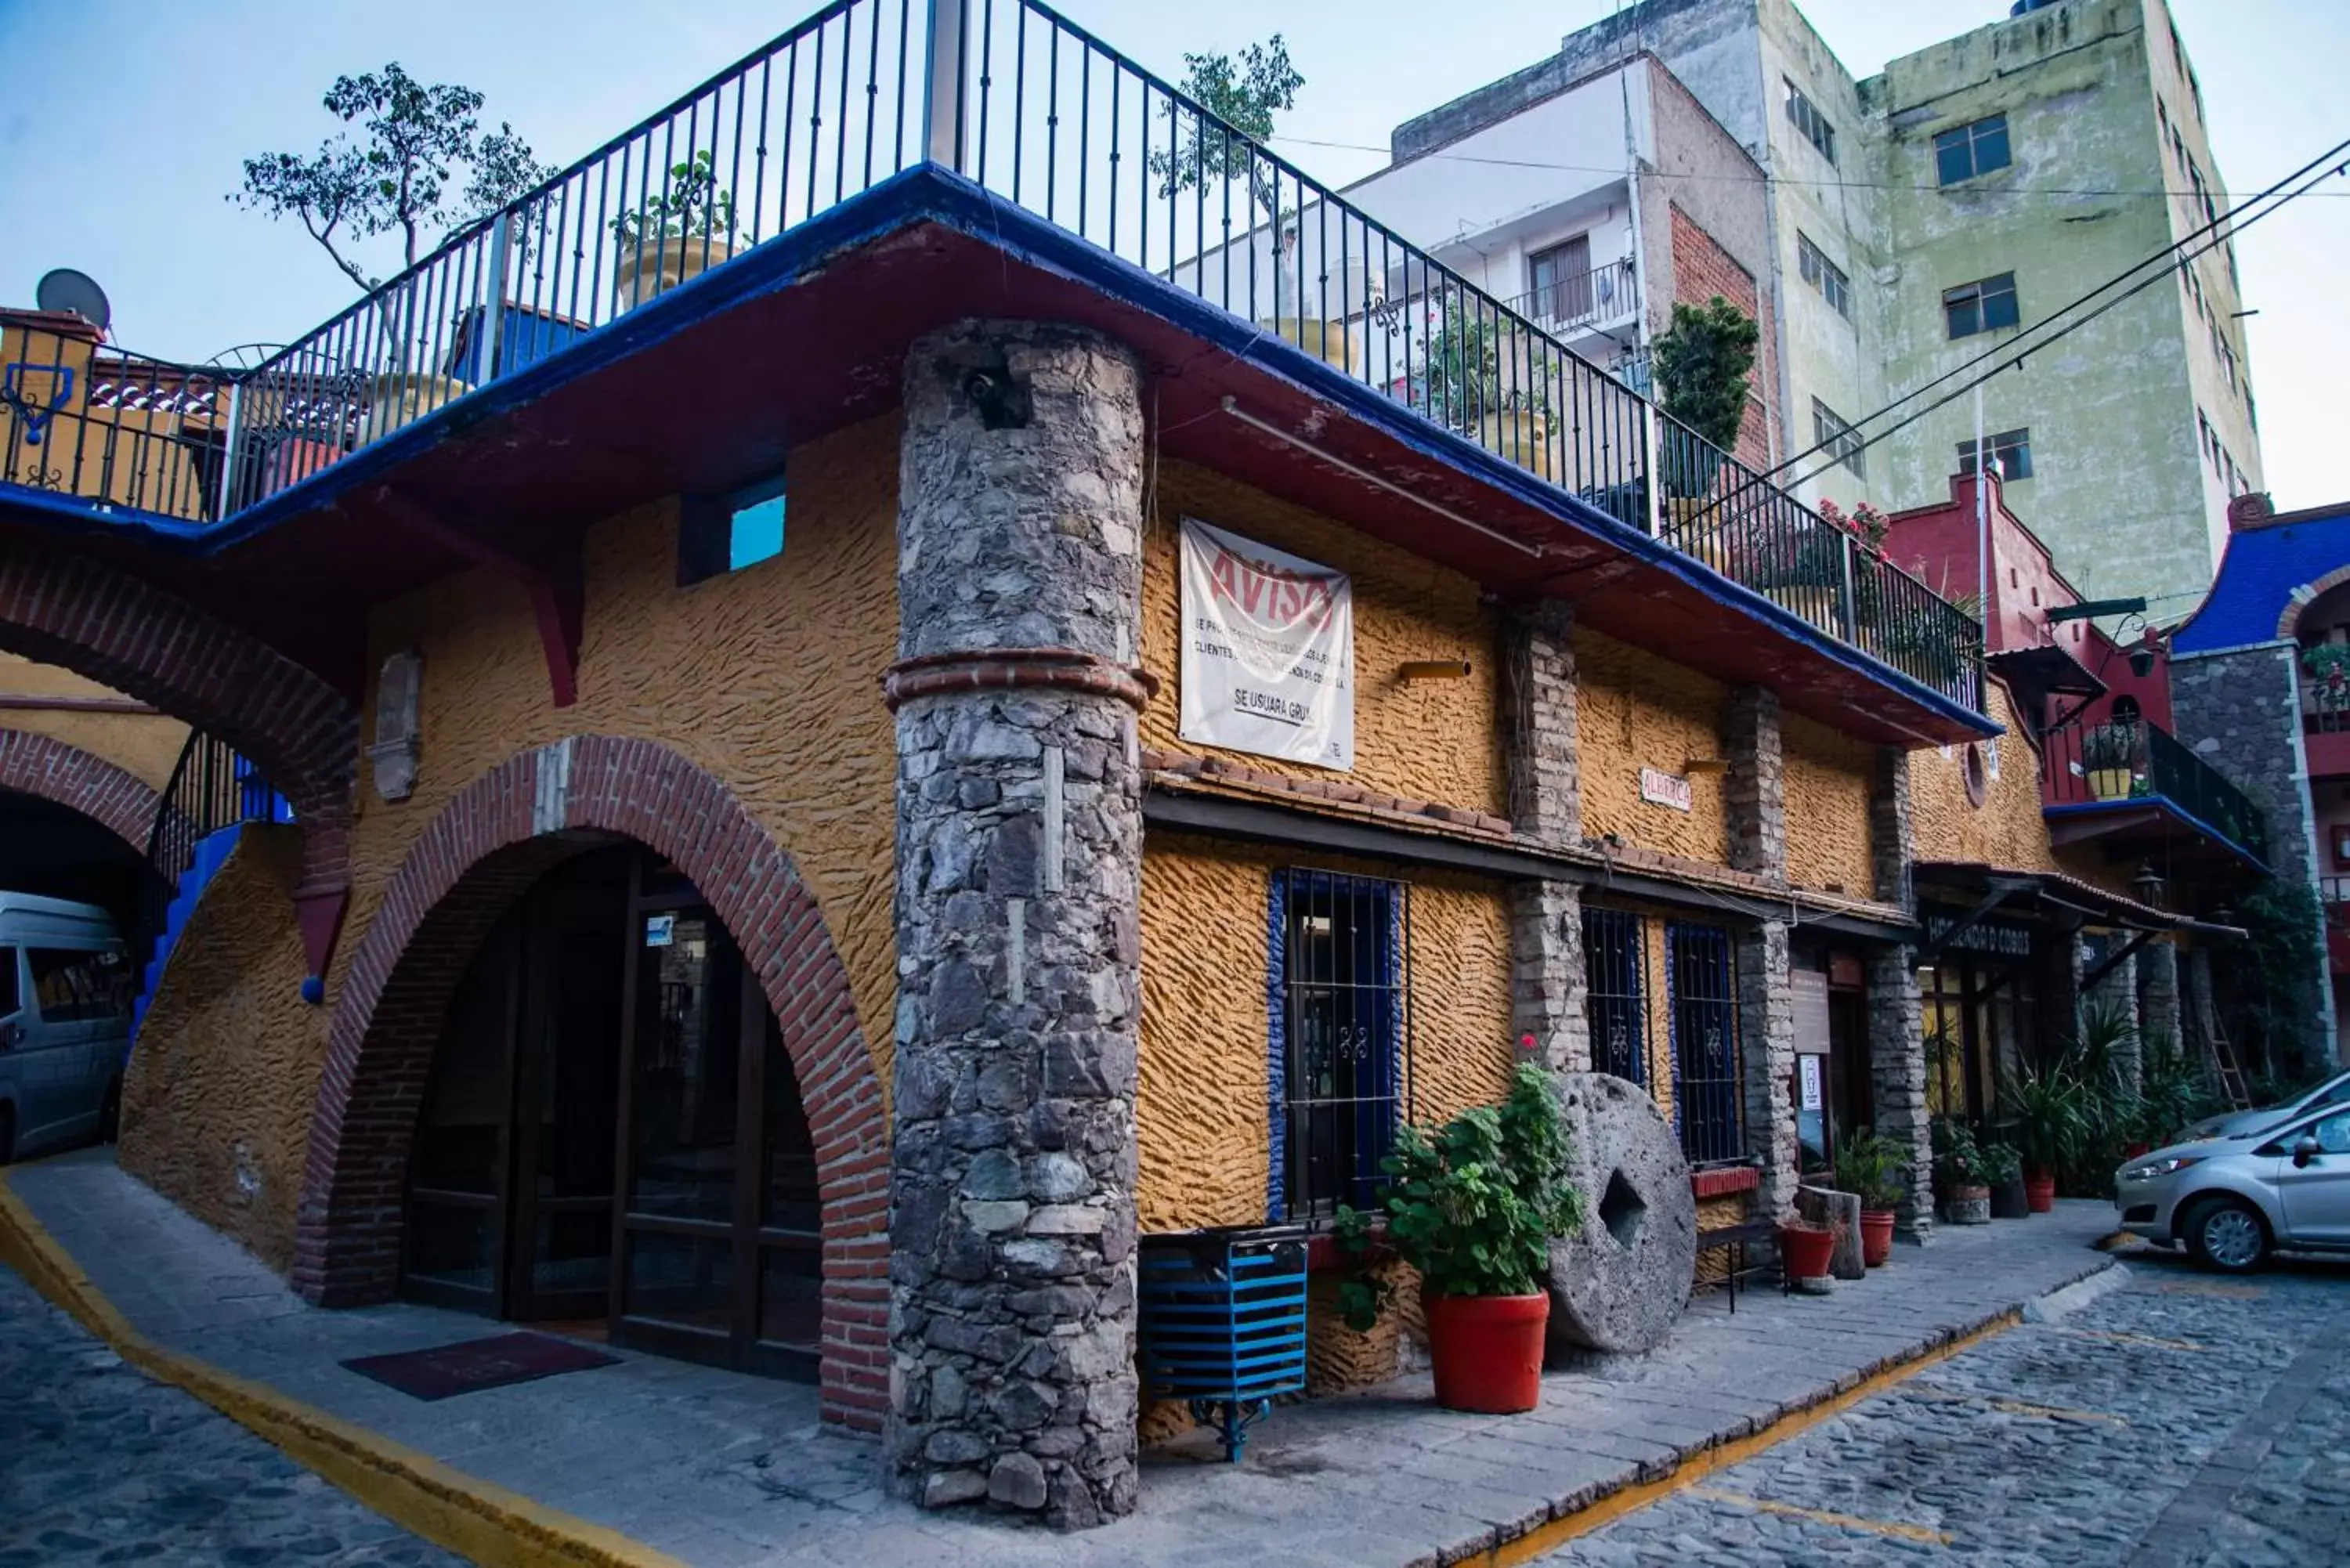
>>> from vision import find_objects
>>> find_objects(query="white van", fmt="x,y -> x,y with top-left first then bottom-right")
0,893 -> 133,1162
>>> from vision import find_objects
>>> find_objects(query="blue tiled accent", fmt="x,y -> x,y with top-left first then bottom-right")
2174,506 -> 2350,655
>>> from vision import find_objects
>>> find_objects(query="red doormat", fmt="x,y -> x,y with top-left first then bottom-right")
342,1331 -> 620,1401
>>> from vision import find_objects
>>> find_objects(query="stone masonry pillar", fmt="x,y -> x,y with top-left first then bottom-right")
2088,939 -> 2142,1089
2139,939 -> 2183,1051
886,321 -> 1148,1527
1504,600 -> 1589,1070
1736,921 -> 1799,1221
2047,927 -> 2087,1046
1865,945 -> 1934,1241
1725,685 -> 1785,880
1870,749 -> 1914,912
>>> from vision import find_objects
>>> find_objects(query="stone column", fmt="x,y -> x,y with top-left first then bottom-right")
886,321 -> 1147,1528
2087,938 -> 2143,1089
2046,926 -> 2087,1047
2139,938 -> 2183,1052
1869,748 -> 1914,912
1736,920 -> 1799,1221
1865,945 -> 1933,1241
1724,685 -> 1784,881
1503,600 -> 1589,1070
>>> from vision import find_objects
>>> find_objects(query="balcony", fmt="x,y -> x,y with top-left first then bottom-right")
2300,668 -> 2350,779
2323,876 -> 2350,976
0,0 -> 1983,719
1502,259 -> 1638,341
2041,717 -> 2268,872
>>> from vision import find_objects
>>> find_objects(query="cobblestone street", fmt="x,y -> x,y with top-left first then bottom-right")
1538,1249 -> 2350,1567
0,1267 -> 461,1567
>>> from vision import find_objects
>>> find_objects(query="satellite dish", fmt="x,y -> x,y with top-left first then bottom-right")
35,269 -> 113,334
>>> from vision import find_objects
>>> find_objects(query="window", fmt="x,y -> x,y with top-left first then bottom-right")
27,948 -> 128,1024
2111,695 -> 2142,728
1582,906 -> 1647,1086
1667,923 -> 1743,1166
0,948 -> 16,1017
1958,428 -> 2034,482
1813,398 -> 1865,478
1272,869 -> 1403,1219
1784,78 -> 1836,165
1796,233 -> 1849,319
678,471 -> 786,585
1943,272 -> 2019,338
1528,234 -> 1594,325
1934,114 -> 2011,185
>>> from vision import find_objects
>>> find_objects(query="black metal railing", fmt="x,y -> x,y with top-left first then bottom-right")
2041,717 -> 2268,864
2323,875 -> 2350,913
0,323 -> 223,522
146,732 -> 291,883
2303,670 -> 2350,734
1502,258 -> 1637,338
5,0 -> 1983,710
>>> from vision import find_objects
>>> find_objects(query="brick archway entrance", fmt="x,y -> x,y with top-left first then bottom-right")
0,728 -> 169,856
295,735 -> 888,1427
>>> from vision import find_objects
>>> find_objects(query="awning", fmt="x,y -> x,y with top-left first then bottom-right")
1915,860 -> 2246,942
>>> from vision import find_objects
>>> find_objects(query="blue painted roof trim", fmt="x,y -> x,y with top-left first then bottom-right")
2173,504 -> 2350,656
0,164 -> 1994,736
2042,799 -> 2269,876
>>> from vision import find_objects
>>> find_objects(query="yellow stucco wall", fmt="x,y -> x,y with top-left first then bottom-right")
1573,627 -> 1730,862
1909,682 -> 2059,875
1135,832 -> 1514,1233
331,414 -> 902,1097
1140,462 -> 1506,817
0,651 -> 189,791
119,826 -> 321,1271
1782,713 -> 1877,898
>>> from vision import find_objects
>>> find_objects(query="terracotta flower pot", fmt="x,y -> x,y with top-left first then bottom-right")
613,234 -> 739,312
1941,1185 -> 1992,1226
2024,1167 -> 2058,1213
1423,1291 -> 1548,1414
363,372 -> 470,446
1859,1207 -> 1897,1266
1776,1221 -> 1836,1284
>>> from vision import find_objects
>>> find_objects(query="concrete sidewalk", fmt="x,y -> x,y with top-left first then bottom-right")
3,1149 -> 2120,1567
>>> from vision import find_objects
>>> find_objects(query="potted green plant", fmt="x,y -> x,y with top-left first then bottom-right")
1832,1133 -> 1907,1265
2001,1057 -> 2088,1212
2080,721 -> 2139,801
1930,1121 -> 1992,1226
1335,1064 -> 1582,1414
1981,1138 -> 2027,1218
1651,296 -> 1759,501
2303,641 -> 2350,699
1421,298 -> 1553,482
611,150 -> 743,310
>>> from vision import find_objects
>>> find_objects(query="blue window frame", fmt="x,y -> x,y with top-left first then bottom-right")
1268,870 -> 1405,1220
1666,922 -> 1744,1167
678,471 -> 785,584
1582,905 -> 1647,1086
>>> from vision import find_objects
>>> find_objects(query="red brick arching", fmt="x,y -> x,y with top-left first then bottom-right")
294,735 -> 889,1429
0,727 -> 171,856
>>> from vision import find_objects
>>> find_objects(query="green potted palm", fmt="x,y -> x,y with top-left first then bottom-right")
1833,1133 -> 1908,1265
1930,1121 -> 1992,1226
1336,1064 -> 1583,1414
1651,297 -> 1759,502
2001,1057 -> 2088,1212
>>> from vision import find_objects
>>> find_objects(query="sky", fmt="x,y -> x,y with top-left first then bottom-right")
1,1 -> 2344,506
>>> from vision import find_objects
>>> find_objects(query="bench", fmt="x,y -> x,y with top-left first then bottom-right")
1694,1219 -> 1778,1312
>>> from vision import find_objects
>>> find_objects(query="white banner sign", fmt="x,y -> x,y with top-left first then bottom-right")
1178,517 -> 1354,769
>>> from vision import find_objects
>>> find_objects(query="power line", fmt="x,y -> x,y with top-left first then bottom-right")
1760,136 -> 2350,494
1271,132 -> 2350,202
1773,149 -> 2346,499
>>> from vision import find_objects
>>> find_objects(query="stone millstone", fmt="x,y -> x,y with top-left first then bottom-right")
1542,1072 -> 1696,1357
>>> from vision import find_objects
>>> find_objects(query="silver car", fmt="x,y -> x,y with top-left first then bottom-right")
2115,1103 -> 2350,1272
2180,1070 -> 2350,1142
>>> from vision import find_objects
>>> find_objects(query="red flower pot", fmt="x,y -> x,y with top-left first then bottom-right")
1776,1222 -> 1836,1283
1859,1208 -> 1896,1267
1423,1291 -> 1548,1414
2024,1168 -> 2058,1213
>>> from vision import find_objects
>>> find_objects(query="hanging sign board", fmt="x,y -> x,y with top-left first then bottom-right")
1791,967 -> 1831,1056
1638,767 -> 1691,812
1178,517 -> 1354,769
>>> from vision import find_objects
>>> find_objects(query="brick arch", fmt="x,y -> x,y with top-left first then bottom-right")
0,537 -> 356,822
0,728 -> 170,858
295,735 -> 888,1428
2278,564 -> 2350,640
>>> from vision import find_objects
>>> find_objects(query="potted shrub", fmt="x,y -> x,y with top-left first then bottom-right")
1335,1064 -> 1582,1414
1651,297 -> 1759,500
2081,721 -> 2139,801
1931,1122 -> 1992,1225
1421,299 -> 1554,482
2001,1057 -> 2088,1212
1833,1133 -> 1907,1266
611,150 -> 743,311
1982,1139 -> 2028,1219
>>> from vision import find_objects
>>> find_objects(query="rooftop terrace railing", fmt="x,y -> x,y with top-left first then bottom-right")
3,0 -> 1981,709
2041,716 -> 2268,866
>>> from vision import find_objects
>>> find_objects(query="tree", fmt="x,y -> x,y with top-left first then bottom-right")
1148,36 -> 1306,317
232,64 -> 548,292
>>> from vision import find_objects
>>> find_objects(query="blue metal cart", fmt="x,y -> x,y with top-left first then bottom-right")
1137,1224 -> 1309,1462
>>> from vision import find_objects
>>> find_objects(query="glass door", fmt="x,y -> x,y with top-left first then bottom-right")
403,925 -> 520,1314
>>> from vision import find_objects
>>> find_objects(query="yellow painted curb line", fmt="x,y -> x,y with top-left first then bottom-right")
0,1172 -> 687,1568
1480,1307 -> 2026,1565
